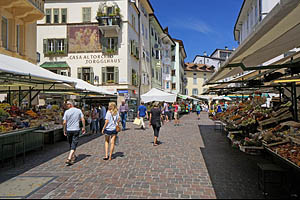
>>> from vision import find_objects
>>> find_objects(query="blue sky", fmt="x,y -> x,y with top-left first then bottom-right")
149,0 -> 244,62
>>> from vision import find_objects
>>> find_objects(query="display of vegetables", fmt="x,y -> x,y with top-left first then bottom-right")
271,143 -> 300,167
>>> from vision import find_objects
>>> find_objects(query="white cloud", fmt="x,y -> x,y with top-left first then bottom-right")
172,19 -> 214,35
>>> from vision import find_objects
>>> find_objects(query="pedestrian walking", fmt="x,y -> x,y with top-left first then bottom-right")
119,101 -> 129,131
91,106 -> 99,134
99,104 -> 107,133
149,102 -> 163,146
173,102 -> 180,126
163,102 -> 170,122
63,100 -> 86,166
138,101 -> 148,130
196,103 -> 202,120
102,102 -> 120,161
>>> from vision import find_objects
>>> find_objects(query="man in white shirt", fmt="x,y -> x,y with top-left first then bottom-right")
63,100 -> 86,166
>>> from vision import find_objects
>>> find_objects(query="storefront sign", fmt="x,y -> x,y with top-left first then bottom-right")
118,90 -> 129,94
69,54 -> 121,64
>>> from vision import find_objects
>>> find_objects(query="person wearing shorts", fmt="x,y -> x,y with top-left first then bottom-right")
63,100 -> 86,166
196,103 -> 202,120
102,102 -> 120,161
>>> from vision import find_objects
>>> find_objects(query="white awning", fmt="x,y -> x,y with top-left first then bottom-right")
141,88 -> 177,103
207,0 -> 300,84
0,54 -> 115,95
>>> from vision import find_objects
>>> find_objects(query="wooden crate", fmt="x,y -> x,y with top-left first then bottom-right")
239,145 -> 264,155
273,107 -> 289,117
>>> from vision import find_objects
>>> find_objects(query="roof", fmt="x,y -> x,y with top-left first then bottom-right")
173,38 -> 187,58
40,61 -> 70,69
210,48 -> 234,57
184,63 -> 215,73
234,0 -> 247,41
149,14 -> 164,34
192,55 -> 225,63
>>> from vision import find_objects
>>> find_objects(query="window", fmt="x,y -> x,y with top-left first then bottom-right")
37,52 -> 40,63
142,24 -> 144,35
171,70 -> 176,76
155,32 -> 157,41
145,28 -> 148,40
46,9 -> 51,23
151,27 -> 154,36
102,67 -> 119,84
82,7 -> 91,22
102,37 -> 118,53
172,56 -> 175,62
156,71 -> 159,81
43,39 -> 68,55
152,68 -> 154,78
166,66 -> 170,74
192,89 -> 198,96
53,8 -> 59,23
1,17 -> 8,49
172,83 -> 176,90
130,40 -> 139,59
132,69 -> 138,86
132,15 -> 136,30
156,50 -> 160,59
184,89 -> 188,95
78,67 -> 94,84
61,8 -> 67,23
193,77 -> 197,85
16,25 -> 20,53
107,7 -> 113,15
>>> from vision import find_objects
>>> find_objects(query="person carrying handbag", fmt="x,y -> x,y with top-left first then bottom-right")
102,102 -> 120,161
149,102 -> 164,146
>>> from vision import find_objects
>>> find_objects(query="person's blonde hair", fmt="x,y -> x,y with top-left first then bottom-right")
109,102 -> 118,116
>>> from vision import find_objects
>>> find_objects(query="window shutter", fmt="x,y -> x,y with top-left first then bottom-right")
64,39 -> 68,54
132,41 -> 136,56
91,70 -> 94,84
103,6 -> 107,16
54,39 -> 59,52
113,37 -> 118,51
102,67 -> 107,84
114,67 -> 119,84
101,37 -> 107,52
43,39 -> 48,53
130,40 -> 134,55
77,68 -> 82,79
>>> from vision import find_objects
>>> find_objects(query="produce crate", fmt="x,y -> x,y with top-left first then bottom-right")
262,140 -> 289,148
273,107 -> 290,117
258,118 -> 278,130
239,145 -> 264,155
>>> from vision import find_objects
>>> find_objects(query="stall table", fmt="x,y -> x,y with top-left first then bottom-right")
34,126 -> 64,144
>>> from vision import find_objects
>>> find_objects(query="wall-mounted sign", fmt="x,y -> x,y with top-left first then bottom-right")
69,54 -> 121,64
118,90 -> 129,94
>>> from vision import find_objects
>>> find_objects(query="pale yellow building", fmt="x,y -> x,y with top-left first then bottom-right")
184,63 -> 214,96
0,0 -> 44,64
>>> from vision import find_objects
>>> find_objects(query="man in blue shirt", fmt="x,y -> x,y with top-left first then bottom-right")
138,101 -> 148,130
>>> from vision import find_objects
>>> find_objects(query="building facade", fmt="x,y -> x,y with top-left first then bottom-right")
184,63 -> 214,96
171,39 -> 187,95
0,0 -> 44,64
234,0 -> 280,45
149,14 -> 163,90
37,0 -> 155,104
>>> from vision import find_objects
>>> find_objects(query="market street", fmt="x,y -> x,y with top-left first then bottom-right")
0,113 -> 216,199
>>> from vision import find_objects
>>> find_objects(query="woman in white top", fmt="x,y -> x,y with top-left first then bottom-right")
102,102 -> 120,161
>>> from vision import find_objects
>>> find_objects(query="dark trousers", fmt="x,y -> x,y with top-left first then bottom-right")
152,125 -> 161,138
67,131 -> 80,151
99,119 -> 105,132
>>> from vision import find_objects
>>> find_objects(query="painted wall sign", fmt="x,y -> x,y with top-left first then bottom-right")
69,54 -> 121,64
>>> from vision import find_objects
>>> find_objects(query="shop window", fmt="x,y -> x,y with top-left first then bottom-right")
54,9 -> 59,23
43,38 -> 68,56
1,17 -> 8,49
78,67 -> 94,84
82,7 -> 91,23
102,67 -> 119,84
61,8 -> 67,23
46,9 -> 51,23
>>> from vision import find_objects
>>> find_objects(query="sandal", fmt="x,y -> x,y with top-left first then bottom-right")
103,157 -> 109,161
65,159 -> 73,166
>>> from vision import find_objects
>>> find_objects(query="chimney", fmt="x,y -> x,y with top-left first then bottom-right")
204,51 -> 207,56
233,47 -> 236,51
225,46 -> 228,50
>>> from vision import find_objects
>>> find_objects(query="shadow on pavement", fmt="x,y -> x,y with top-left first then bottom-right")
75,154 -> 92,163
112,152 -> 125,160
0,133 -> 103,183
199,125 -> 265,199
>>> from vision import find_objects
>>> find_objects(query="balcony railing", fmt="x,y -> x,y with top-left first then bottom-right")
27,0 -> 44,13
96,16 -> 121,27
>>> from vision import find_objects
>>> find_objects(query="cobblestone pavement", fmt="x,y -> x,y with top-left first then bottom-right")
0,113 -> 216,199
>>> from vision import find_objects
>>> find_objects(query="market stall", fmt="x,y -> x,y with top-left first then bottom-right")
141,88 -> 177,103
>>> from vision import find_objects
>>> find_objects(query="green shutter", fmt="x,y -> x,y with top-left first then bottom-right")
113,37 -> 118,51
77,68 -> 82,79
90,68 -> 94,84
54,39 -> 59,52
102,67 -> 107,84
43,39 -> 48,53
114,67 -> 119,84
64,39 -> 68,54
101,37 -> 108,52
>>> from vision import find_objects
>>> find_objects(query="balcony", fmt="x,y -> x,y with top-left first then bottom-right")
0,0 -> 44,23
96,16 -> 121,37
